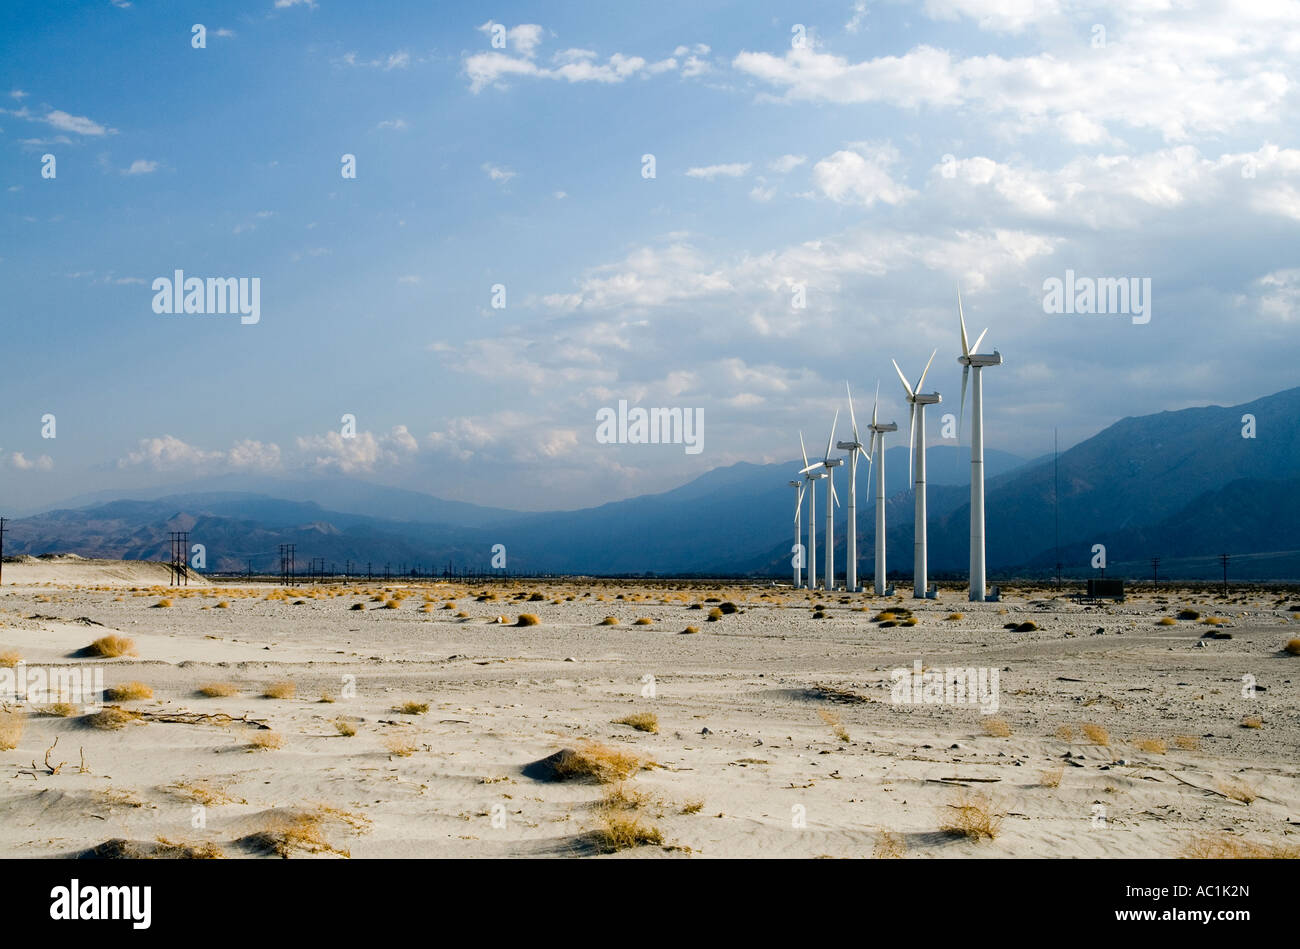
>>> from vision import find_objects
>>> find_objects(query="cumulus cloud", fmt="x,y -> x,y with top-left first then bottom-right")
812,145 -> 915,207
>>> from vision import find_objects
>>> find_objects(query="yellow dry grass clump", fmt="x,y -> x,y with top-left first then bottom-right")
633,617 -> 653,625
41,702 -> 78,718
681,625 -> 700,634
198,682 -> 239,698
1173,735 -> 1200,751
0,709 -> 25,750
516,613 -> 540,626
1284,638 -> 1300,655
1054,724 -> 1075,741
874,830 -> 906,858
614,712 -> 659,733
1040,767 -> 1064,789
598,616 -> 619,626
590,784 -> 664,852
551,741 -> 648,783
1156,616 -> 1177,626
383,734 -> 418,757
941,791 -> 1003,841
1134,737 -> 1167,754
817,709 -> 850,742
85,706 -> 143,730
243,806 -> 369,858
1241,716 -> 1263,729
1217,778 -> 1257,804
982,717 -> 1012,738
262,681 -> 296,700
247,729 -> 284,751
333,719 -> 357,737
152,599 -> 172,608
106,681 -> 153,701
87,635 -> 137,658
0,650 -> 22,668
1181,835 -> 1298,859
395,700 -> 429,715
1082,723 -> 1110,746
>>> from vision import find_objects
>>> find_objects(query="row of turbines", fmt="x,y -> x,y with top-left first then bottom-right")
790,291 -> 1002,602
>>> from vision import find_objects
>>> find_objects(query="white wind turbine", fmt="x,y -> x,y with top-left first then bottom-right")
799,432 -> 825,589
867,382 -> 898,595
800,414 -> 842,590
790,478 -> 805,588
892,350 -> 941,599
957,289 -> 1002,602
836,383 -> 872,592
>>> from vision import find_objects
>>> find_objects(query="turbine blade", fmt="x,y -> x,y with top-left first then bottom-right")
892,359 -> 913,399
830,478 -> 840,508
799,462 -> 822,475
915,348 -> 937,394
846,381 -> 859,441
799,431 -> 809,470
824,409 -> 839,462
970,327 -> 988,355
871,380 -> 880,428
958,287 -> 969,356
959,364 -> 969,439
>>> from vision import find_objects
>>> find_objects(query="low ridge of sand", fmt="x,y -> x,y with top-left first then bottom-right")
0,569 -> 1296,858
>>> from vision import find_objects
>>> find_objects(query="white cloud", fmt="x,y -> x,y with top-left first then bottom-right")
769,154 -> 806,174
483,163 -> 516,183
376,118 -> 408,130
8,452 -> 53,471
812,145 -> 915,207
44,110 -> 112,136
122,159 -> 158,175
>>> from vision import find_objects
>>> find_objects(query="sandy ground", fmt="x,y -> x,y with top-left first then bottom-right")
0,558 -> 1297,859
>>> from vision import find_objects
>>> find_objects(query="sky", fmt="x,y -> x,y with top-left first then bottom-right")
1,0 -> 1297,514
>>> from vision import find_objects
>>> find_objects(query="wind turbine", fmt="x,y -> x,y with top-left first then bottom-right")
800,416 -> 841,590
799,432 -> 825,589
892,350 -> 941,599
790,478 -> 805,588
957,289 -> 1002,602
836,384 -> 871,592
867,382 -> 898,595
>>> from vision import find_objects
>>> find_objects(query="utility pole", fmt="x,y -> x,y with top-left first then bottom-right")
1151,556 -> 1160,591
1219,552 -> 1229,595
0,517 -> 7,587
169,531 -> 189,586
1053,428 -> 1061,590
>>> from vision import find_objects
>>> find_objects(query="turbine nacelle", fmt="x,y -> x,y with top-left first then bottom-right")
913,393 -> 942,405
823,458 -> 843,468
958,352 -> 1002,368
870,422 -> 898,433
835,440 -> 862,451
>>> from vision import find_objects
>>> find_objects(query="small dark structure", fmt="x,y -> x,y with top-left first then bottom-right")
1075,578 -> 1125,603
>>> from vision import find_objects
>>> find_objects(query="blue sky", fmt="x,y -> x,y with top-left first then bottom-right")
2,0 -> 1298,513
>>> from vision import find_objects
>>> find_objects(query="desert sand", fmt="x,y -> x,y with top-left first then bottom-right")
1,556 -> 1296,858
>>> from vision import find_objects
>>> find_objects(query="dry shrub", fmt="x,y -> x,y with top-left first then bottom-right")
681,626 -> 700,635
350,603 -> 365,611
1177,609 -> 1200,620
874,830 -> 906,858
1082,723 -> 1110,746
546,742 -> 647,783
982,717 -> 1012,738
945,613 -> 964,621
262,681 -> 296,700
1284,638 -> 1300,655
1054,724 -> 1075,741
1217,778 -> 1257,803
333,718 -> 357,737
106,681 -> 153,701
0,650 -> 21,668
0,709 -> 25,750
681,799 -> 704,815
1181,835 -> 1297,859
941,790 -> 1003,841
598,616 -> 619,626
247,729 -> 284,751
1156,617 -> 1177,626
152,837 -> 224,859
633,617 -> 652,625
41,702 -> 78,717
383,734 -> 418,757
1134,737 -> 1167,754
395,701 -> 429,715
706,608 -> 723,621
872,612 -> 897,623
1173,735 -> 1200,751
167,781 -> 239,807
198,682 -> 239,698
215,601 -> 230,609
817,709 -> 850,742
614,712 -> 658,734
516,613 -> 540,626
152,599 -> 172,608
242,807 -> 367,858
1040,767 -> 1064,789
84,706 -> 143,730
87,635 -> 137,658
1241,716 -> 1263,729
902,616 -> 918,627
591,811 -> 664,852
1012,621 -> 1038,632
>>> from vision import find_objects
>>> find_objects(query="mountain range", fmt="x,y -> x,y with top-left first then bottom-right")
6,388 -> 1298,580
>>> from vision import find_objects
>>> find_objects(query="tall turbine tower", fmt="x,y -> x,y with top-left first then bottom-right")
800,415 -> 842,590
790,479 -> 805,588
957,290 -> 1002,602
892,351 -> 941,599
867,383 -> 898,595
837,383 -> 872,592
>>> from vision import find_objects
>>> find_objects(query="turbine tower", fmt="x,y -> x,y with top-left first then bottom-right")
790,479 -> 805,588
892,350 -> 940,599
799,416 -> 841,590
957,289 -> 1002,602
836,383 -> 872,592
867,383 -> 898,595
